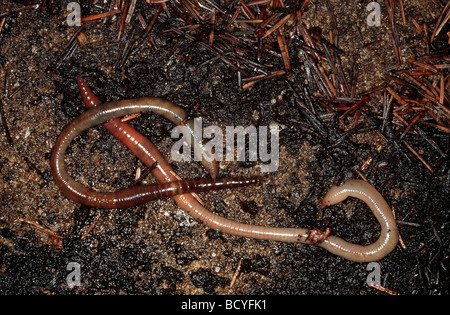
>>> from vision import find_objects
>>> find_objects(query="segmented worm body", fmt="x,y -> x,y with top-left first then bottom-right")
50,88 -> 256,209
78,79 -> 218,178
319,180 -> 399,261
53,77 -> 399,262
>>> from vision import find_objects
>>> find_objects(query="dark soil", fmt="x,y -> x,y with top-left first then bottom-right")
0,0 -> 448,296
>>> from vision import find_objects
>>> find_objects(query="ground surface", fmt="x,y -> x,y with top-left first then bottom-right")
0,0 -> 448,296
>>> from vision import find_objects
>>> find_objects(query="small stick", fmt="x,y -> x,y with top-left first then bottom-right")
7,77 -> 32,98
117,1 -> 131,40
19,218 -> 63,239
132,4 -> 163,54
419,121 -> 450,133
3,69 -> 8,97
398,0 -> 406,27
0,17 -> 6,35
125,0 -> 137,24
356,169 -> 368,182
145,0 -> 169,3
80,9 -> 121,22
319,66 -> 337,97
242,70 -> 286,89
339,96 -> 371,119
299,0 -> 311,17
391,208 -> 406,250
360,144 -> 383,171
239,0 -> 256,20
396,220 -> 421,227
0,99 -> 13,145
121,113 -> 141,122
276,31 -> 291,73
402,139 -> 434,173
81,213 -> 102,240
407,58 -> 439,74
399,111 -> 424,139
246,0 -> 271,6
241,70 -> 286,83
430,1 -> 450,42
209,12 -> 215,46
115,27 -> 136,68
386,86 -> 407,106
0,4 -> 40,18
262,14 -> 292,39
229,258 -> 243,288
369,283 -> 398,295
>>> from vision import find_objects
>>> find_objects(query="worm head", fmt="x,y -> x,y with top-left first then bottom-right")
321,182 -> 349,208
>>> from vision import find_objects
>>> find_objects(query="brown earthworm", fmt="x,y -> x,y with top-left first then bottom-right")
76,78 -> 219,178
50,95 -> 258,209
58,77 -> 399,262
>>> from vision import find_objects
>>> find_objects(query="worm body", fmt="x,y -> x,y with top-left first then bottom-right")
54,174 -> 259,209
319,180 -> 399,262
58,77 -> 400,262
77,77 -> 218,178
50,96 -> 257,209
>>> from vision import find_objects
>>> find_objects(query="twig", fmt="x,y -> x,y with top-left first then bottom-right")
402,139 -> 434,173
430,1 -> 450,42
0,4 -> 40,18
80,213 -> 102,240
369,283 -> 398,295
19,218 -> 63,239
0,99 -> 13,145
229,258 -> 243,288
80,9 -> 121,22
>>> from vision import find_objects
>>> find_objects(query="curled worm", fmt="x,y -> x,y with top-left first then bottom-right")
58,77 -> 399,262
50,95 -> 258,209
319,179 -> 399,262
77,78 -> 218,178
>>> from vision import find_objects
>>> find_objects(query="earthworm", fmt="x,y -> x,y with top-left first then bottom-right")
64,77 -> 399,262
319,179 -> 399,262
77,78 -> 219,178
50,96 -> 258,209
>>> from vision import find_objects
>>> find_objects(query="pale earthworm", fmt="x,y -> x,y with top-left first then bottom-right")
319,179 -> 399,262
52,77 -> 399,262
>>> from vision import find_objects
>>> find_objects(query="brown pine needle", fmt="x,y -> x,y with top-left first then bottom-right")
81,9 -> 121,22
277,31 -> 291,72
262,14 -> 292,39
229,258 -> 243,288
19,218 -> 63,239
431,1 -> 450,42
399,111 -> 424,139
370,283 -> 398,295
386,86 -> 407,106
402,140 -> 434,173
356,169 -> 368,182
81,213 -> 102,240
